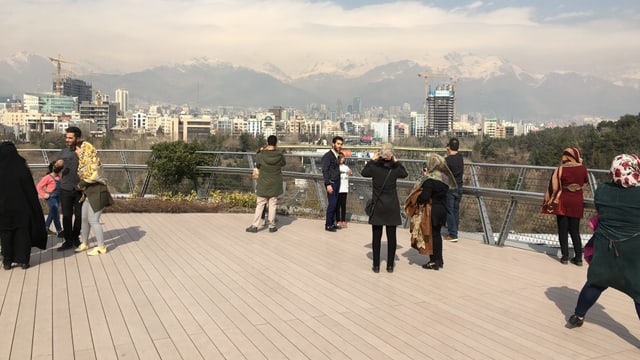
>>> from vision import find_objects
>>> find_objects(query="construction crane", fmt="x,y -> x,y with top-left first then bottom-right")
48,54 -> 75,96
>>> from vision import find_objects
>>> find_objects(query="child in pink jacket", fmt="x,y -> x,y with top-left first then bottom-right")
36,161 -> 63,236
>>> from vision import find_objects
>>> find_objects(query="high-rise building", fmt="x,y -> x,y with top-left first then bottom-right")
132,112 -> 147,129
483,117 -> 498,138
55,78 -> 92,110
426,81 -> 455,135
23,93 -> 75,114
409,112 -> 427,138
115,88 -> 129,114
79,101 -> 117,134
352,97 -> 362,115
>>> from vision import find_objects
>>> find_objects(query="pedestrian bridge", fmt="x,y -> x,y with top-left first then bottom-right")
1,212 -> 639,359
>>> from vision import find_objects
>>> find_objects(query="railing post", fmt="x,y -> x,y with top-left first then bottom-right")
120,150 -> 135,194
470,164 -> 495,245
497,168 -> 527,246
140,154 -> 154,198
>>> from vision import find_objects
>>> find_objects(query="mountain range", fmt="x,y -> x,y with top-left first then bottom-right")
1,51 -> 639,123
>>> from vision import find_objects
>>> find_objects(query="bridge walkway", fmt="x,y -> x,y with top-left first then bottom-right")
1,213 -> 639,359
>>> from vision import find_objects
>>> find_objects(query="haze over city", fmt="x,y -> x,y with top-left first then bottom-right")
3,0 -> 639,78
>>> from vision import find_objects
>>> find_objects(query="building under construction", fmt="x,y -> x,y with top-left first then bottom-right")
53,78 -> 92,110
426,81 -> 455,136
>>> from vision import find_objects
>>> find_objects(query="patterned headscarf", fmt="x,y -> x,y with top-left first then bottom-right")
413,154 -> 456,190
77,141 -> 106,185
562,147 -> 582,165
609,153 -> 640,188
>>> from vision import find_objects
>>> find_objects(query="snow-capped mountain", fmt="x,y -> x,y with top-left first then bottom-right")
0,51 -> 638,122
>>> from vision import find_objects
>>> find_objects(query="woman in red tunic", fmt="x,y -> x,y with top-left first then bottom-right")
542,148 -> 589,265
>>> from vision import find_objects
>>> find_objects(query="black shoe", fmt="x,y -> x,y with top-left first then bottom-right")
3,263 -> 11,270
325,226 -> 337,232
269,227 -> 278,233
422,261 -> 440,270
332,225 -> 342,230
21,263 -> 30,270
386,265 -> 394,273
57,230 -> 65,238
245,226 -> 258,233
570,258 -> 583,266
560,257 -> 569,264
57,242 -> 74,251
372,265 -> 380,273
568,314 -> 584,327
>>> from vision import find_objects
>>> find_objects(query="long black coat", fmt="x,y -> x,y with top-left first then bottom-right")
0,143 -> 47,263
361,159 -> 409,226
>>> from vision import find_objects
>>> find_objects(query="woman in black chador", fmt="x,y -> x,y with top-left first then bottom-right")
0,141 -> 47,270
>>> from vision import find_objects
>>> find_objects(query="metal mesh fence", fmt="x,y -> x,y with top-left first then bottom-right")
21,149 -> 605,249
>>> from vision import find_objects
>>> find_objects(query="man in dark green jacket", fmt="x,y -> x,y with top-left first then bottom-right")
246,135 -> 286,233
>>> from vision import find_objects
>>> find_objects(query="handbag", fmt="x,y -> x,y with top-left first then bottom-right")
365,199 -> 375,216
365,168 -> 391,217
584,237 -> 594,264
543,202 -> 558,214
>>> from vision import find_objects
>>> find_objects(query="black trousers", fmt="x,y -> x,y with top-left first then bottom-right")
431,224 -> 443,264
372,225 -> 397,267
557,215 -> 582,259
60,189 -> 83,246
336,193 -> 348,222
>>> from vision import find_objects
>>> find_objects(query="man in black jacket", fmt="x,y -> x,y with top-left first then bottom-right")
445,138 -> 464,242
55,126 -> 83,251
321,136 -> 343,232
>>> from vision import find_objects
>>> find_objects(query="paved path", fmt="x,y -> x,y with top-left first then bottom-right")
1,213 -> 639,359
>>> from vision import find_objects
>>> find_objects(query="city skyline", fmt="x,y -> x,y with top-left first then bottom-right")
2,1 -> 639,78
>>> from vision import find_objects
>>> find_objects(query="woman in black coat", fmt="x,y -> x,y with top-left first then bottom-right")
0,141 -> 47,270
361,143 -> 408,273
416,154 -> 456,270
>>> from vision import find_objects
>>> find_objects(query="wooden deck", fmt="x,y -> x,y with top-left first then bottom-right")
1,213 -> 639,359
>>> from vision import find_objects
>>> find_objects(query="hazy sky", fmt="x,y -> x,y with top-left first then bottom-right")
3,0 -> 639,77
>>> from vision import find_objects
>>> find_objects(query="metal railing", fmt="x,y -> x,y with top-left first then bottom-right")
22,149 -> 607,250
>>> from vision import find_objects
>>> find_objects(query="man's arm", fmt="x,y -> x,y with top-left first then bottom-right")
320,152 -> 332,185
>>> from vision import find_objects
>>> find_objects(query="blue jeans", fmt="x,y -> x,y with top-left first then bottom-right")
45,197 -> 62,232
446,186 -> 462,238
325,182 -> 340,228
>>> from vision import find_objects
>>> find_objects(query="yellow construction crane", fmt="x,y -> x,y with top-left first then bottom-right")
48,54 -> 75,95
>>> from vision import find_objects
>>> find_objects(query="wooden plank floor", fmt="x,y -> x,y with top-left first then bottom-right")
1,213 -> 640,359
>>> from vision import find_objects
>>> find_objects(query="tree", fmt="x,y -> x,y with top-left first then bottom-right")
147,141 -> 208,193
